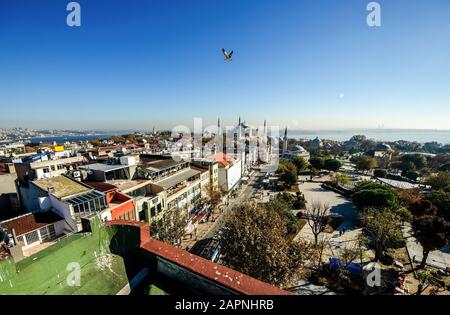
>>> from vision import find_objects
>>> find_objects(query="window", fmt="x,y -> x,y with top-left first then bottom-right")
50,165 -> 56,171
25,230 -> 39,244
139,210 -> 146,221
43,168 -> 50,173
150,207 -> 156,217
39,227 -> 50,241
157,203 -> 162,214
48,224 -> 56,239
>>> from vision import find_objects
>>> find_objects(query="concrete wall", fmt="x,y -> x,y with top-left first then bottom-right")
49,195 -> 77,232
105,221 -> 291,296
156,256 -> 236,295
19,183 -> 48,212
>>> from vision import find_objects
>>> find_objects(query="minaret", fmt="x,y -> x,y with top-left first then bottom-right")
263,120 -> 267,137
217,117 -> 221,134
283,127 -> 288,154
237,116 -> 242,141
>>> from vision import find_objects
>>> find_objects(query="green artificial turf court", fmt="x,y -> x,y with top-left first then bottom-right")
0,224 -> 130,295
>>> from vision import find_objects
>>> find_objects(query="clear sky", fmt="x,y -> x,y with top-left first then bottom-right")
0,0 -> 449,131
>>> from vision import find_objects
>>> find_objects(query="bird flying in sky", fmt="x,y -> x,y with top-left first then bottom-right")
222,48 -> 234,62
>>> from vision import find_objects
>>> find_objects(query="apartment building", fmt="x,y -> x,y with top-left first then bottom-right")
18,175 -> 111,232
14,154 -> 84,184
208,153 -> 242,193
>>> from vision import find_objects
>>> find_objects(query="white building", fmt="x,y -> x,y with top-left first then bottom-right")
208,153 -> 242,192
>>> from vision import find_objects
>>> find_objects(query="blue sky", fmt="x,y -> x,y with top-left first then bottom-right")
0,0 -> 449,131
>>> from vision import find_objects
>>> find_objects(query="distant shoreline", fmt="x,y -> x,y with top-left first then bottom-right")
287,129 -> 450,144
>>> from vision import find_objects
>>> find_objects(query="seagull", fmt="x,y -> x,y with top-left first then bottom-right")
222,48 -> 234,62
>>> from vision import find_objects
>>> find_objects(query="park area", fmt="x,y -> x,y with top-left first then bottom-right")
0,227 -> 131,295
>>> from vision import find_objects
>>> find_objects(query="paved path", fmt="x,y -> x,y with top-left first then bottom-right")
402,225 -> 450,270
299,181 -> 358,230
295,182 -> 372,260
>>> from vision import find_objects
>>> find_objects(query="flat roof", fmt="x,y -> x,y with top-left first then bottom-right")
33,176 -> 91,199
143,159 -> 186,172
79,163 -> 129,172
155,168 -> 200,190
84,181 -> 117,192
107,179 -> 151,193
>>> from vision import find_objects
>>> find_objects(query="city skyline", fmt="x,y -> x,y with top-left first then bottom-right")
1,0 -> 450,130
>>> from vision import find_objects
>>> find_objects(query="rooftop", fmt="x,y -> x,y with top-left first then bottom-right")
79,163 -> 129,172
107,179 -> 151,193
207,152 -> 237,167
84,181 -> 118,193
1,210 -> 63,236
142,159 -> 186,172
33,176 -> 91,199
0,226 -> 135,294
155,168 -> 200,190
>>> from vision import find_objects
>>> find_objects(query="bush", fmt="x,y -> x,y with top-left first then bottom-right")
309,157 -> 325,170
402,170 -> 420,181
374,169 -> 388,178
352,183 -> 400,210
324,159 -> 342,172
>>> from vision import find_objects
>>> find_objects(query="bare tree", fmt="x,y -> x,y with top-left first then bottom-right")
306,201 -> 329,245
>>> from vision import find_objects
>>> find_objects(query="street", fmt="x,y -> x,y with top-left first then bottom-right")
188,171 -> 265,255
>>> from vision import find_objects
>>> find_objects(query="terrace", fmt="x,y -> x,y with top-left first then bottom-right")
155,168 -> 200,197
0,220 -> 289,295
137,156 -> 189,182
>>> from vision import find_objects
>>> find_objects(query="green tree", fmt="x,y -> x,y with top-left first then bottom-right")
425,190 -> 450,221
362,208 -> 404,261
331,172 -> 351,186
373,169 -> 387,178
274,192 -> 306,210
324,159 -> 342,172
401,154 -> 427,170
412,215 -> 450,269
309,157 -> 325,170
439,163 -> 450,171
402,170 -> 420,181
267,196 -> 300,235
352,182 -> 400,211
426,171 -> 450,191
356,156 -> 378,173
291,156 -> 309,174
205,183 -> 222,209
280,162 -> 298,187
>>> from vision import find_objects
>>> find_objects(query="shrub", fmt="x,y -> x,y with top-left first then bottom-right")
374,169 -> 388,178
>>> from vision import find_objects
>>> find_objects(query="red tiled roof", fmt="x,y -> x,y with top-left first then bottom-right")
208,152 -> 234,167
1,211 -> 63,236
